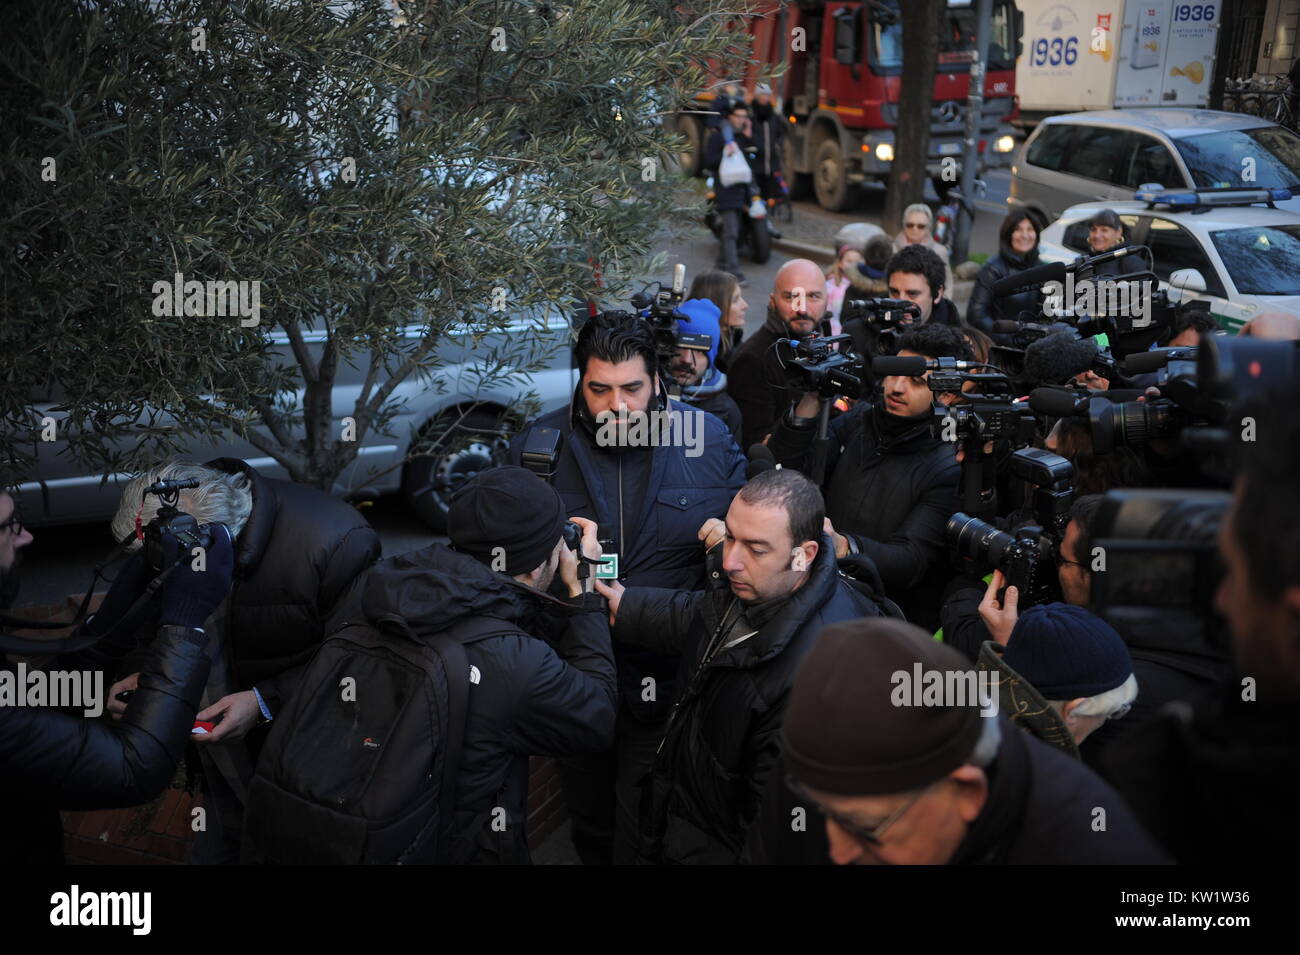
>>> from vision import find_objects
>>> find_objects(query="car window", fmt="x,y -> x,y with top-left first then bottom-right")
1025,124 -> 1073,172
1061,214 -> 1143,254
1059,127 -> 1131,185
1209,225 -> 1300,295
1143,218 -> 1227,297
1124,135 -> 1182,190
1173,127 -> 1300,190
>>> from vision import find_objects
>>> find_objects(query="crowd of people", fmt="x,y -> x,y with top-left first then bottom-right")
3,195 -> 1299,867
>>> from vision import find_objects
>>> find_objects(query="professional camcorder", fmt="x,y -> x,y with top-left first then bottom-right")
840,296 -> 922,357
594,264 -> 712,389
777,334 -> 864,399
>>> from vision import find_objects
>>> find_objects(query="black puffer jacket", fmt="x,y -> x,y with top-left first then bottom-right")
509,395 -> 745,723
746,716 -> 1169,864
966,247 -> 1042,333
0,626 -> 211,864
726,306 -> 834,450
767,402 -> 960,631
352,544 -> 617,864
202,458 -> 382,715
615,536 -> 881,864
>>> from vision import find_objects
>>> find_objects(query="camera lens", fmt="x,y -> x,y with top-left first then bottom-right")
948,513 -> 1017,566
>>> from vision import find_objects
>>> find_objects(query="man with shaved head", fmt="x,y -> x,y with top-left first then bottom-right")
726,258 -> 832,448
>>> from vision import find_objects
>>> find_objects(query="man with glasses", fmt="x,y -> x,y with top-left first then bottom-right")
746,617 -> 1166,864
0,493 -> 33,608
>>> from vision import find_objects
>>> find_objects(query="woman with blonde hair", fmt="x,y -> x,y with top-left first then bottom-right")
893,202 -> 954,296
687,269 -> 749,372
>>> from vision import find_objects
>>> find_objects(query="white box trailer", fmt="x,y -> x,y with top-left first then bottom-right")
1015,1 -> 1222,121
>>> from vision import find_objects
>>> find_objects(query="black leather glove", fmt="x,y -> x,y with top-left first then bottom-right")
84,547 -> 154,637
159,523 -> 236,630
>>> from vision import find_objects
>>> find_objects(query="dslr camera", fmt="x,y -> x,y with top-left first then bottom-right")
142,479 -> 216,574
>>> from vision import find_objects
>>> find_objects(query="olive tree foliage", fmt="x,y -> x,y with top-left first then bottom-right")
0,0 -> 754,489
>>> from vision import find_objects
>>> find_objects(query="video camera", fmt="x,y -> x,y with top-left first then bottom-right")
1089,488 -> 1231,656
142,479 -> 215,575
776,334 -> 864,399
840,296 -> 922,357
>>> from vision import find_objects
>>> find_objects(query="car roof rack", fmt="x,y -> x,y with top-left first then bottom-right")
1133,186 -> 1293,210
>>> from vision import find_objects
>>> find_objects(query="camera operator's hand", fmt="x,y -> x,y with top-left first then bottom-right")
85,548 -> 154,637
159,523 -> 236,630
558,516 -> 601,598
824,518 -> 849,560
794,392 -> 821,419
106,671 -> 140,721
698,517 -> 726,551
979,569 -> 1020,646
592,577 -> 624,629
194,690 -> 261,744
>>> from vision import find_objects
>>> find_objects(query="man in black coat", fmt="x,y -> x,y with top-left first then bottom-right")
1101,383 -> 1300,864
0,489 -> 236,864
595,469 -> 883,864
747,617 -> 1168,864
768,323 -> 968,631
887,244 -> 964,328
103,458 -> 382,862
702,100 -> 761,282
328,467 -> 617,864
509,313 -> 745,864
726,258 -> 833,450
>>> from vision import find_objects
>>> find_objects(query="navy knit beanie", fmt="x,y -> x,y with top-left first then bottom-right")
448,466 -> 566,576
1003,603 -> 1134,700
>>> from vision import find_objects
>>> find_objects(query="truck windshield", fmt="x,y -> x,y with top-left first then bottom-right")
1210,225 -> 1300,296
1174,127 -> 1300,192
870,2 -> 1017,73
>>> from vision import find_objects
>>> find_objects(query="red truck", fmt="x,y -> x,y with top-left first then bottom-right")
678,0 -> 1025,211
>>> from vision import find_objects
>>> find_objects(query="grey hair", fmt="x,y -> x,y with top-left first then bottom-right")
903,203 -> 934,226
111,462 -> 253,548
1062,673 -> 1139,719
966,715 -> 1002,769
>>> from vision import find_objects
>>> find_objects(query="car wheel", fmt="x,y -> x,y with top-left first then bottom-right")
814,138 -> 855,211
402,409 -> 506,533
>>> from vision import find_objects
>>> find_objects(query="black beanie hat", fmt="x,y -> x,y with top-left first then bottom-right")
447,466 -> 566,577
1003,603 -> 1133,700
783,618 -> 985,797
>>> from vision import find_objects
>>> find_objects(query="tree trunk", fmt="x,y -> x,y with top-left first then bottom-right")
882,0 -> 942,232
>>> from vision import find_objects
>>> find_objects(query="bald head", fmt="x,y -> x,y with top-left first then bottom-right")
1238,312 -> 1300,341
770,258 -> 827,337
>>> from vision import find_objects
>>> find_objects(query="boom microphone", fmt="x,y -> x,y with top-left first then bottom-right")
1028,387 -> 1088,418
992,260 -> 1066,297
871,355 -> 927,377
1123,347 -> 1197,375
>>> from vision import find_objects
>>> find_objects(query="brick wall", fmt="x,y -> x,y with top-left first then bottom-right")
9,595 -> 569,864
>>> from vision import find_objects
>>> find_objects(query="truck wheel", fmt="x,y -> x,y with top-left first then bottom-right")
401,409 -> 505,533
675,115 -> 702,177
814,138 -> 855,211
749,215 -> 771,264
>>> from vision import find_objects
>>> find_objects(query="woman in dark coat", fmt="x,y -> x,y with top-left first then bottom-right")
966,211 -> 1043,334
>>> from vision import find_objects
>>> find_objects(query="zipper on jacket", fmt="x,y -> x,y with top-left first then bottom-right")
618,456 -> 624,568
655,598 -> 739,756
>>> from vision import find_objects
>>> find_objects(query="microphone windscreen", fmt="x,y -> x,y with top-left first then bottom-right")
746,443 -> 776,479
1024,331 -> 1099,386
1028,387 -> 1087,418
871,355 -> 927,377
992,260 -> 1066,296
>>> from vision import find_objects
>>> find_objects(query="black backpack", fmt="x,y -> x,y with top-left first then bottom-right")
242,614 -> 516,864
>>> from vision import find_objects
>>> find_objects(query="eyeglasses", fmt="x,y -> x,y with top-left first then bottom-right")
0,510 -> 23,537
904,222 -> 929,230
786,774 -> 934,846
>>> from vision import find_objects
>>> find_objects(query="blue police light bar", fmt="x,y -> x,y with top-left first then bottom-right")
1135,186 -> 1292,207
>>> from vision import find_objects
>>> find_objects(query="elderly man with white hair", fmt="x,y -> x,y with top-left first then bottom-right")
725,258 -> 832,449
104,457 -> 381,863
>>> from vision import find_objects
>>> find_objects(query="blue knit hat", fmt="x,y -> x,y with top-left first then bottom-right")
1003,603 -> 1133,700
675,298 -> 722,368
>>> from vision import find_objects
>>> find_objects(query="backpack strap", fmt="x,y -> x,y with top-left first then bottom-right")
423,616 -> 520,861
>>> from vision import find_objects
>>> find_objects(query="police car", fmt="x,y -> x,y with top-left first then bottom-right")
1036,187 -> 1300,332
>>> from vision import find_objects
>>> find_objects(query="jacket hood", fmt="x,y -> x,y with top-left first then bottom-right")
205,457 -> 278,579
977,641 -> 1080,759
360,542 -> 571,638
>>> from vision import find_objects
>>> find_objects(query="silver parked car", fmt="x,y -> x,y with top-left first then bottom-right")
20,309 -> 578,533
1009,109 -> 1300,226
